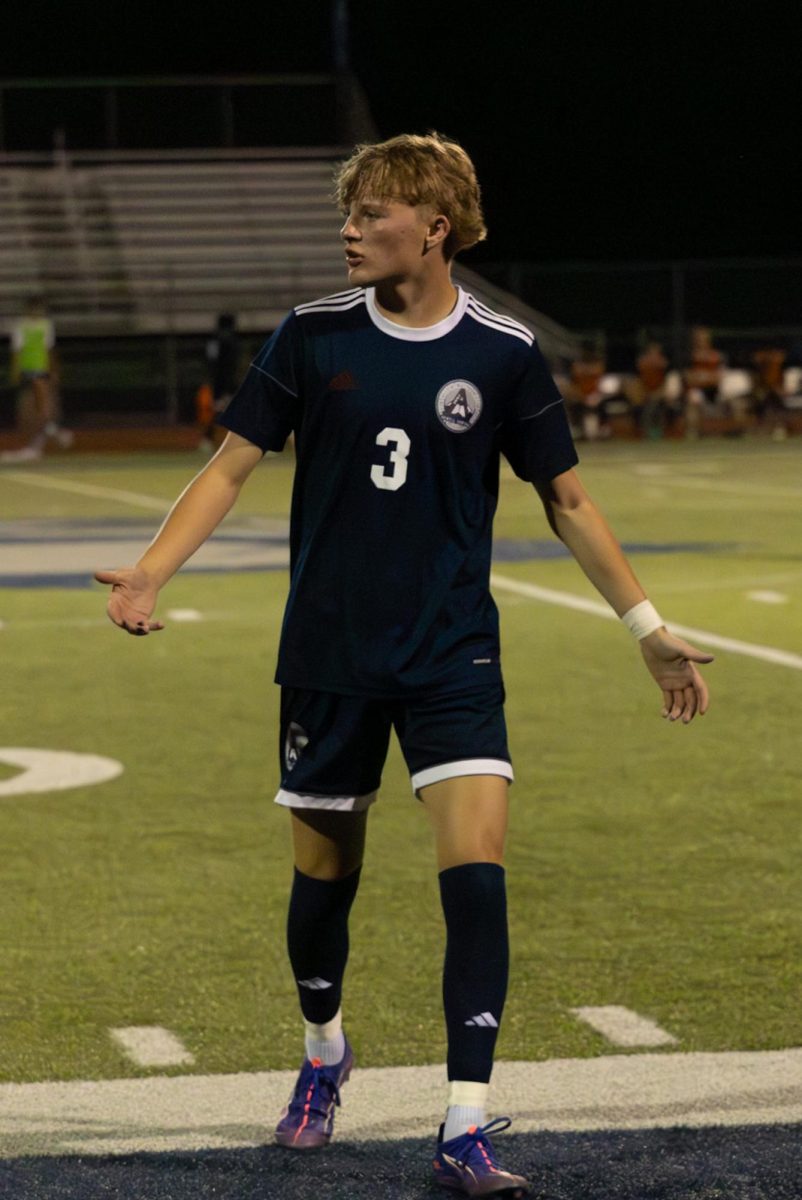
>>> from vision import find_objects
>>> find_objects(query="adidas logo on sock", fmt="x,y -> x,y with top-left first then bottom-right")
297,977 -> 333,990
464,1012 -> 498,1028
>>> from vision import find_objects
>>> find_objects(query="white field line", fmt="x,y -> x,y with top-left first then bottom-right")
570,1006 -> 678,1048
110,1027 -> 195,1069
0,613 -> 245,632
623,452 -> 799,467
0,470 -> 172,512
654,570 -> 802,595
746,590 -> 789,604
622,452 -> 801,469
0,1048 -> 800,1158
491,573 -> 802,671
0,618 -> 109,631
655,475 -> 802,501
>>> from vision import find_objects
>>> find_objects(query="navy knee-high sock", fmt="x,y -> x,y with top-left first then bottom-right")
286,866 -> 361,1024
439,862 -> 509,1083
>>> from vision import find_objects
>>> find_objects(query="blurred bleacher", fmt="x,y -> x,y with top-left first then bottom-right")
0,71 -> 797,445
0,145 -> 577,437
0,148 -> 577,351
0,150 -> 346,337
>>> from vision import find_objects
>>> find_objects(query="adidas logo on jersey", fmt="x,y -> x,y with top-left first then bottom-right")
464,1012 -> 498,1027
328,370 -> 358,391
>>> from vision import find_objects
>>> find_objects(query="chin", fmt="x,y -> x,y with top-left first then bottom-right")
347,265 -> 375,284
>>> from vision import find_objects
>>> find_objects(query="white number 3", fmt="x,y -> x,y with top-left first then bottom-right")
370,426 -> 410,491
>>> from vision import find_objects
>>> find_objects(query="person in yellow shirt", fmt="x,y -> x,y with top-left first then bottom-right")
2,296 -> 72,462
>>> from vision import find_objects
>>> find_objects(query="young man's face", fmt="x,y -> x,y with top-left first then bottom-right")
340,198 -> 442,285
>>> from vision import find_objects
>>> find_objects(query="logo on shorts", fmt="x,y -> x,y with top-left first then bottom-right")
285,722 -> 309,771
435,380 -> 483,432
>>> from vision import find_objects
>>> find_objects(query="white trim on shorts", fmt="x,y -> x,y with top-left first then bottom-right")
274,788 -> 378,812
411,758 -> 514,794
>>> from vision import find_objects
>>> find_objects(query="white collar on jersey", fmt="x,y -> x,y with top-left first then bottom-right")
365,286 -> 469,341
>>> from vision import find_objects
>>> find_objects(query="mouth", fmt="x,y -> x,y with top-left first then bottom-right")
345,253 -> 364,268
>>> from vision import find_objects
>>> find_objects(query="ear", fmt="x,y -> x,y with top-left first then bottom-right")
424,213 -> 451,254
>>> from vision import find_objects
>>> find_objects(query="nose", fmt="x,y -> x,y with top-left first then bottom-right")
340,216 -> 360,242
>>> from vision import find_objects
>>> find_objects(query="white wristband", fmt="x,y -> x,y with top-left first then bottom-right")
621,599 -> 664,640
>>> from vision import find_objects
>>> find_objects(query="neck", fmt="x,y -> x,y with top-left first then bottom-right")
373,268 -> 457,328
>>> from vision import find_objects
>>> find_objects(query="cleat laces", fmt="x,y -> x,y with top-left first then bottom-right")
290,1058 -> 343,1123
453,1117 -> 512,1171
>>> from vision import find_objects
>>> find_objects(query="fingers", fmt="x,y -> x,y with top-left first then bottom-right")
661,665 -> 708,723
693,664 -> 710,716
95,567 -> 163,635
663,688 -> 690,723
674,636 -> 715,665
111,606 -> 165,636
119,619 -> 165,636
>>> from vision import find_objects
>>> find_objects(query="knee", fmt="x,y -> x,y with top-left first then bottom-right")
293,845 -> 364,882
290,809 -> 366,881
438,827 -> 506,872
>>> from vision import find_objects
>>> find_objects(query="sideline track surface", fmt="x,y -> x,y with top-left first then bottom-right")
1,1051 -> 801,1197
1,1125 -> 800,1200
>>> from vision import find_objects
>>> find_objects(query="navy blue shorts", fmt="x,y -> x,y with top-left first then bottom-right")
276,684 -> 513,811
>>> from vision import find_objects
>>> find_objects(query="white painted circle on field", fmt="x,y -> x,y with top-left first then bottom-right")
0,748 -> 124,796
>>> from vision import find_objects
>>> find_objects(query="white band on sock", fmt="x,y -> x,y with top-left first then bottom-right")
448,1080 -> 489,1109
304,1007 -> 345,1067
621,599 -> 664,640
304,1008 -> 343,1042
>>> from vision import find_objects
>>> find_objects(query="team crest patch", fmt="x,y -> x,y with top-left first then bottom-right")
435,380 -> 483,432
285,722 -> 309,771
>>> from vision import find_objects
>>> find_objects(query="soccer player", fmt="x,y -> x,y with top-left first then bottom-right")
96,133 -> 712,1198
1,295 -> 72,463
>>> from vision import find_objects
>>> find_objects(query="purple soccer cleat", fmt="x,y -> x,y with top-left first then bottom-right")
274,1038 -> 354,1150
433,1117 -> 530,1197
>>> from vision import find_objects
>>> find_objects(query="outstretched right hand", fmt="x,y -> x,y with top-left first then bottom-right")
94,567 -> 165,636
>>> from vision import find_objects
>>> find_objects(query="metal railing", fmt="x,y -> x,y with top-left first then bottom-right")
0,73 -> 377,155
481,257 -> 802,369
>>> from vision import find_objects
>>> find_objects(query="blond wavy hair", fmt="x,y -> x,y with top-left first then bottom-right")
334,132 -> 487,261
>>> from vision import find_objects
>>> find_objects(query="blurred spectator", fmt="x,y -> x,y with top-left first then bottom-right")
683,325 -> 724,438
565,342 -> 609,440
1,295 -> 72,462
198,312 -> 240,451
750,345 -> 790,439
625,340 -> 678,439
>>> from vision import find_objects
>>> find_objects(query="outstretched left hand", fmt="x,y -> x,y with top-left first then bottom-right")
639,629 -> 714,723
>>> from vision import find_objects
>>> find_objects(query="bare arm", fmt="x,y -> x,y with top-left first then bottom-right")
535,468 -> 713,722
95,431 -> 263,634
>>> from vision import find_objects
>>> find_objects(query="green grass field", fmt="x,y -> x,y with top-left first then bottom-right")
0,439 -> 800,1084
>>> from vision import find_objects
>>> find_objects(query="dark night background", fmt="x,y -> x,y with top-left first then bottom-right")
3,1 -> 800,266
1,0 -> 801,359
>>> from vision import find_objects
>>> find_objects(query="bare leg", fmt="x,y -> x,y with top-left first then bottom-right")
29,376 -> 55,448
289,807 -> 368,880
420,774 -> 508,870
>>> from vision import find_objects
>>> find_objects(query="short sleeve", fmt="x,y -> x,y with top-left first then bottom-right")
497,340 -> 578,483
218,312 -> 301,453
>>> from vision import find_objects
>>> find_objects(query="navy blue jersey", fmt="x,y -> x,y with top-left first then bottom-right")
219,286 -> 578,697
